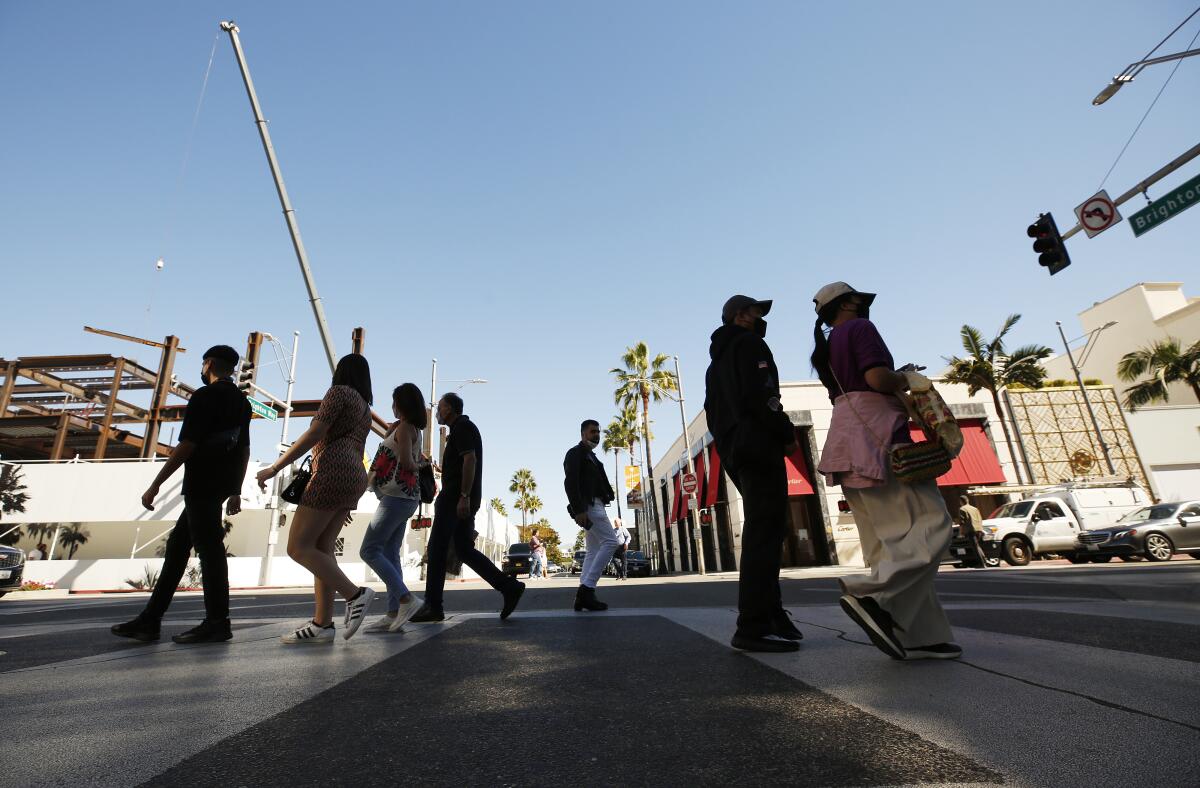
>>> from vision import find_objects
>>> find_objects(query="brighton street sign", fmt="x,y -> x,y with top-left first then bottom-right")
1129,171 -> 1200,237
1073,190 -> 1121,238
247,396 -> 278,421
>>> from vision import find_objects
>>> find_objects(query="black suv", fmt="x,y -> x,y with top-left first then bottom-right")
0,545 -> 26,597
502,543 -> 532,578
624,550 -> 652,577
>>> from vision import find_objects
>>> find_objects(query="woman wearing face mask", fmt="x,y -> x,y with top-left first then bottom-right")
812,282 -> 960,661
360,383 -> 429,633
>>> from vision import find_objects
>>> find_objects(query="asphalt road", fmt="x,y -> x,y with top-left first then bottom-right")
2,561 -> 1198,787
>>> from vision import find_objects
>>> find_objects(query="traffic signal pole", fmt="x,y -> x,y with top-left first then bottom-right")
219,21 -> 339,374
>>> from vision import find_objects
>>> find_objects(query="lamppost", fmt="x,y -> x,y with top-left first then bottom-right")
1056,321 -> 1119,476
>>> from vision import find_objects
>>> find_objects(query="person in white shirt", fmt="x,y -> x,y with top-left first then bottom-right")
612,517 -> 632,580
28,544 -> 46,561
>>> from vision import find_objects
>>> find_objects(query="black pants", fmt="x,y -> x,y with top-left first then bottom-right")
424,495 -> 513,609
614,545 -> 628,579
726,458 -> 788,635
144,495 -> 229,622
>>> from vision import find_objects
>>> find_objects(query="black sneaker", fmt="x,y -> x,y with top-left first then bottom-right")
111,616 -> 160,642
500,581 -> 526,620
905,643 -> 963,661
839,594 -> 906,660
771,609 -> 804,641
731,631 -> 800,653
172,618 -> 232,644
409,604 -> 446,623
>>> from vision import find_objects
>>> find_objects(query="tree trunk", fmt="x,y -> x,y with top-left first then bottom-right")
991,388 -> 1026,485
613,449 -> 622,518
642,390 -> 666,573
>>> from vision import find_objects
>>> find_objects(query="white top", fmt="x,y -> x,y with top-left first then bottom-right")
615,525 -> 631,546
369,425 -> 421,499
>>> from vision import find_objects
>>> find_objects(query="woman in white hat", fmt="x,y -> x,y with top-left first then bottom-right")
811,282 -> 960,661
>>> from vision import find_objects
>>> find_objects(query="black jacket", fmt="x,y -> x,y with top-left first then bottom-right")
703,324 -> 795,471
563,443 -> 615,517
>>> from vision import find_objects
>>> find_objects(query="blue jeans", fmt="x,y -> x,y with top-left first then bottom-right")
360,494 -> 420,611
530,552 -> 544,575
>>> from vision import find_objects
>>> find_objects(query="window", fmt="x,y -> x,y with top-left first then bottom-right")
1181,504 -> 1200,517
1036,502 -> 1065,519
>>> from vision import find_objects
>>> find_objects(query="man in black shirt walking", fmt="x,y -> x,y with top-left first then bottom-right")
704,295 -> 803,653
112,345 -> 251,644
563,419 -> 619,611
411,393 -> 525,622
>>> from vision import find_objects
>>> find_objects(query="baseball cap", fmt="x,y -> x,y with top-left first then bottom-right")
202,345 -> 240,366
721,294 -> 773,324
812,282 -> 876,315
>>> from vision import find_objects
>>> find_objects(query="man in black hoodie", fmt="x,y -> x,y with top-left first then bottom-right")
704,295 -> 803,652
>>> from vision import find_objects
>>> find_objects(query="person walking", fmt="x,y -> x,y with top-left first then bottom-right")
28,543 -> 46,561
112,345 -> 250,644
957,495 -> 989,567
564,419 -> 620,611
812,281 -> 960,661
411,394 -> 525,622
529,528 -> 548,579
612,517 -> 631,580
256,353 -> 376,644
704,295 -> 803,653
360,383 -> 428,633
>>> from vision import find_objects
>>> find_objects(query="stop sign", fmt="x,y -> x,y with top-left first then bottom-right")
681,473 -> 698,495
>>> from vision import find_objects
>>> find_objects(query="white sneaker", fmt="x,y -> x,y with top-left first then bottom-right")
281,620 -> 335,644
343,587 -> 375,640
364,616 -> 397,634
390,595 -> 423,632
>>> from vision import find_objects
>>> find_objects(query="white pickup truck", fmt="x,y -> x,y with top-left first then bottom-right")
979,481 -> 1151,566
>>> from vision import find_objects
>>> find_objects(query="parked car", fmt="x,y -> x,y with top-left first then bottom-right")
624,550 -> 652,577
502,543 -> 533,578
979,481 -> 1150,566
0,545 -> 26,597
943,523 -> 1000,569
569,550 -> 586,575
1074,501 -> 1200,562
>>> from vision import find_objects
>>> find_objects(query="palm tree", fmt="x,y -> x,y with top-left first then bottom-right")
1116,337 -> 1200,411
611,341 -> 677,489
0,464 -> 30,545
943,314 -> 1052,484
489,497 -> 508,518
509,469 -> 540,528
603,404 -> 641,518
58,523 -> 90,559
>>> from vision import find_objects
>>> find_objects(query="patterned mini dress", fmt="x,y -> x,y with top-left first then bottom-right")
300,385 -> 372,511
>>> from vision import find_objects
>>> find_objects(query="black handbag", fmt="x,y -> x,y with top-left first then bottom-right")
280,456 -> 312,505
418,462 -> 437,504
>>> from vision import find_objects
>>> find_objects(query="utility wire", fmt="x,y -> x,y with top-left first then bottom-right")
1139,4 -> 1200,62
1096,19 -> 1200,193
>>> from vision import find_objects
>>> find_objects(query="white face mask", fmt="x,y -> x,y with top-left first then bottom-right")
584,438 -> 599,450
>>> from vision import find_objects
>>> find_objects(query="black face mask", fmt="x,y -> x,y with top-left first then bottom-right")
754,318 -> 768,338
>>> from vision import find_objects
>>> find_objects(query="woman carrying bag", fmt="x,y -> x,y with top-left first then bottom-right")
257,353 -> 376,643
812,282 -> 961,661
359,383 -> 429,633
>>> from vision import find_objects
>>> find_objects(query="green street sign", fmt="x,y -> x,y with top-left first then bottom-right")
247,396 -> 278,421
1128,172 -> 1200,237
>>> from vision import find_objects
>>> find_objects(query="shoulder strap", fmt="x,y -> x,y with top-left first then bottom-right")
827,356 -> 892,454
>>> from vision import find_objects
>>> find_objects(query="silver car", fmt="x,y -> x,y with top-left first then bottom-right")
1075,501 -> 1200,562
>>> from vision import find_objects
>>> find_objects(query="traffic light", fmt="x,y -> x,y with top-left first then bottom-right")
238,332 -> 262,395
1027,212 -> 1071,275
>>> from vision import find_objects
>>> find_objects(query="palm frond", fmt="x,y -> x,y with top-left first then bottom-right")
1121,379 -> 1169,411
959,325 -> 986,359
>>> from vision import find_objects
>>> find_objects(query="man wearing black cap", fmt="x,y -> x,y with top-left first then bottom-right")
704,295 -> 802,652
112,345 -> 251,644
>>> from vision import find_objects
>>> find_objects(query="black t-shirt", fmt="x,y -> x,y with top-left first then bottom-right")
440,415 -> 482,512
178,379 -> 252,498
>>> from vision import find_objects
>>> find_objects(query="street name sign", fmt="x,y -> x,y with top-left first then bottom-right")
247,396 -> 278,421
1074,190 -> 1121,238
681,472 -> 698,495
1128,172 -> 1200,237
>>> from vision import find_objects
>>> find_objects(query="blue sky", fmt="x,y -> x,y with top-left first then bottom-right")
2,2 -> 1198,546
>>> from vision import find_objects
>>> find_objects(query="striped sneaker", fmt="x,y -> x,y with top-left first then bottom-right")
281,620 -> 335,645
343,587 -> 375,640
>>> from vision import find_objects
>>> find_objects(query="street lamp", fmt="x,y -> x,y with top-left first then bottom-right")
1056,321 -> 1118,476
1092,48 -> 1200,105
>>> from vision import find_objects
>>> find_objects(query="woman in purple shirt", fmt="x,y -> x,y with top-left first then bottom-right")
812,282 -> 960,662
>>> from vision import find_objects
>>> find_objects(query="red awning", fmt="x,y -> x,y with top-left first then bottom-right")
785,431 -> 815,497
670,473 -> 684,522
907,419 -> 1006,487
705,445 -> 722,508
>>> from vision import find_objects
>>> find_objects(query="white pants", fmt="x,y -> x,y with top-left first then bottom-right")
842,478 -> 954,648
580,502 -> 620,589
